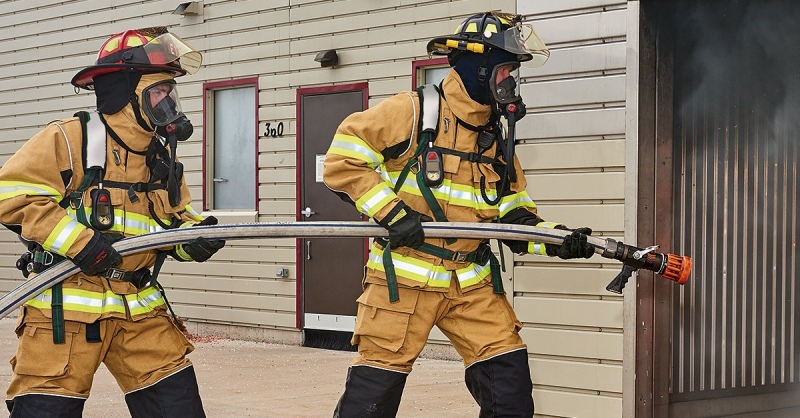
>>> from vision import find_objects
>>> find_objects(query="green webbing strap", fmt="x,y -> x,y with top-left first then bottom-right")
381,239 -> 502,301
382,243 -> 400,303
51,283 -> 65,344
488,251 -> 504,294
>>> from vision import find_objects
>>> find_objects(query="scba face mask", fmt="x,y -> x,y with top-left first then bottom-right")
142,79 -> 193,141
489,62 -> 521,106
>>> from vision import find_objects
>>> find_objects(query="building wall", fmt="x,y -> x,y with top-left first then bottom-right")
515,1 -> 628,416
0,1 -> 628,416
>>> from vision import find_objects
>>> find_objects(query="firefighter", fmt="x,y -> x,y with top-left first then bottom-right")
1,27 -> 223,418
324,12 -> 595,417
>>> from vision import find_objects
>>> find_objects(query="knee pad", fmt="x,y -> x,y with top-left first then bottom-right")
334,365 -> 408,418
7,393 -> 85,418
125,366 -> 205,418
465,349 -> 534,417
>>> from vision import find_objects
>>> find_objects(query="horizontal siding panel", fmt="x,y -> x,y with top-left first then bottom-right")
0,1 -> 168,41
534,388 -> 622,418
165,276 -> 295,296
532,203 -> 624,232
515,296 -> 623,328
258,184 -> 297,200
519,108 -> 625,140
531,358 -> 622,392
176,304 -> 296,328
522,327 -> 623,361
257,167 -> 296,183
167,289 -> 295,311
259,200 -> 297,216
533,9 -> 626,45
521,0 -> 625,15
528,42 -> 626,77
526,172 -> 625,201
516,139 -> 625,170
524,75 -> 626,109
513,266 -> 620,296
258,153 -> 296,168
162,261 -> 294,279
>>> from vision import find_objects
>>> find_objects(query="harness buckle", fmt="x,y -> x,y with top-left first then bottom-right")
104,268 -> 126,281
452,252 -> 468,263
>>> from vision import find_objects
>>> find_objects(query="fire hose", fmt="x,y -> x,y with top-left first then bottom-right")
0,221 -> 691,320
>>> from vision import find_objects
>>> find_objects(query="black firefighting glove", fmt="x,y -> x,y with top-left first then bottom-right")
176,216 -> 226,262
376,202 -> 433,249
71,232 -> 123,276
546,227 -> 595,260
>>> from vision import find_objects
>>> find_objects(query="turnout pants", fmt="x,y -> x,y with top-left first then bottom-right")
335,278 -> 534,417
6,306 -> 204,418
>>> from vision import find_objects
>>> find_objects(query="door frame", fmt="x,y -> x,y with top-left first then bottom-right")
295,82 -> 369,328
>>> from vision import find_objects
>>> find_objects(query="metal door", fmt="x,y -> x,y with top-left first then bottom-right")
298,85 -> 367,349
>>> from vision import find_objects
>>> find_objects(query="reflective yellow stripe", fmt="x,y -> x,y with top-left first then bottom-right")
26,287 -> 165,316
355,183 -> 396,218
529,242 -> 549,256
184,205 -> 203,221
66,207 -> 170,235
498,191 -> 536,217
0,181 -> 62,201
128,287 -> 167,315
535,221 -> 561,229
382,170 -> 502,212
175,244 -> 192,261
42,216 -> 87,256
328,134 -> 383,168
366,243 -> 491,288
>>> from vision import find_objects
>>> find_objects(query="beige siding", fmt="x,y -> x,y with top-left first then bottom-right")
0,1 -> 629,416
518,1 -> 628,416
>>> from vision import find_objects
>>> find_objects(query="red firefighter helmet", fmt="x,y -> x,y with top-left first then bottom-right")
71,27 -> 202,89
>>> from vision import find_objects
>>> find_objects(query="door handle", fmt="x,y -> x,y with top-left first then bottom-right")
306,240 -> 311,260
213,178 -> 228,183
301,207 -> 316,218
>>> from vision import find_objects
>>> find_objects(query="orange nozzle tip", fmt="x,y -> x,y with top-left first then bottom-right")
662,254 -> 692,285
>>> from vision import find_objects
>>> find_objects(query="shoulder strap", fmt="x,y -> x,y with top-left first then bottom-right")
417,83 -> 440,143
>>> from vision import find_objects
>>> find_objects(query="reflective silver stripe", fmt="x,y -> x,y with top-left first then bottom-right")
498,191 -> 535,216
329,134 -> 383,168
44,217 -> 85,255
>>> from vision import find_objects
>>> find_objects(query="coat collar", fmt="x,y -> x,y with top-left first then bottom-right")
440,68 -> 492,127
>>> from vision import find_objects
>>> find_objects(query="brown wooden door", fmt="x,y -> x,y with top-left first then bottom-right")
297,84 -> 367,348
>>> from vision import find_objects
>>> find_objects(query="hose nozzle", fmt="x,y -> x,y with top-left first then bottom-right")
660,253 -> 692,285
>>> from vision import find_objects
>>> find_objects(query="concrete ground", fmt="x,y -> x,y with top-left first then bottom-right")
0,318 -> 478,418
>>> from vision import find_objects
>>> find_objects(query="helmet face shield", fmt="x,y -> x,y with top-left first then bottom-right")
142,80 -> 184,126
489,62 -> 521,105
143,32 -> 202,75
491,24 -> 550,68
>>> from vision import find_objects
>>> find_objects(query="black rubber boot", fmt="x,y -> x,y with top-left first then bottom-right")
125,366 -> 206,418
7,394 -> 85,418
465,349 -> 534,417
333,365 -> 408,418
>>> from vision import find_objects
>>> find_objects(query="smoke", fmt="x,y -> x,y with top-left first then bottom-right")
674,0 -> 800,138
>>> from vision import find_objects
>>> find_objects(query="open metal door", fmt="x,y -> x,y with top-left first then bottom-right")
297,84 -> 368,350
